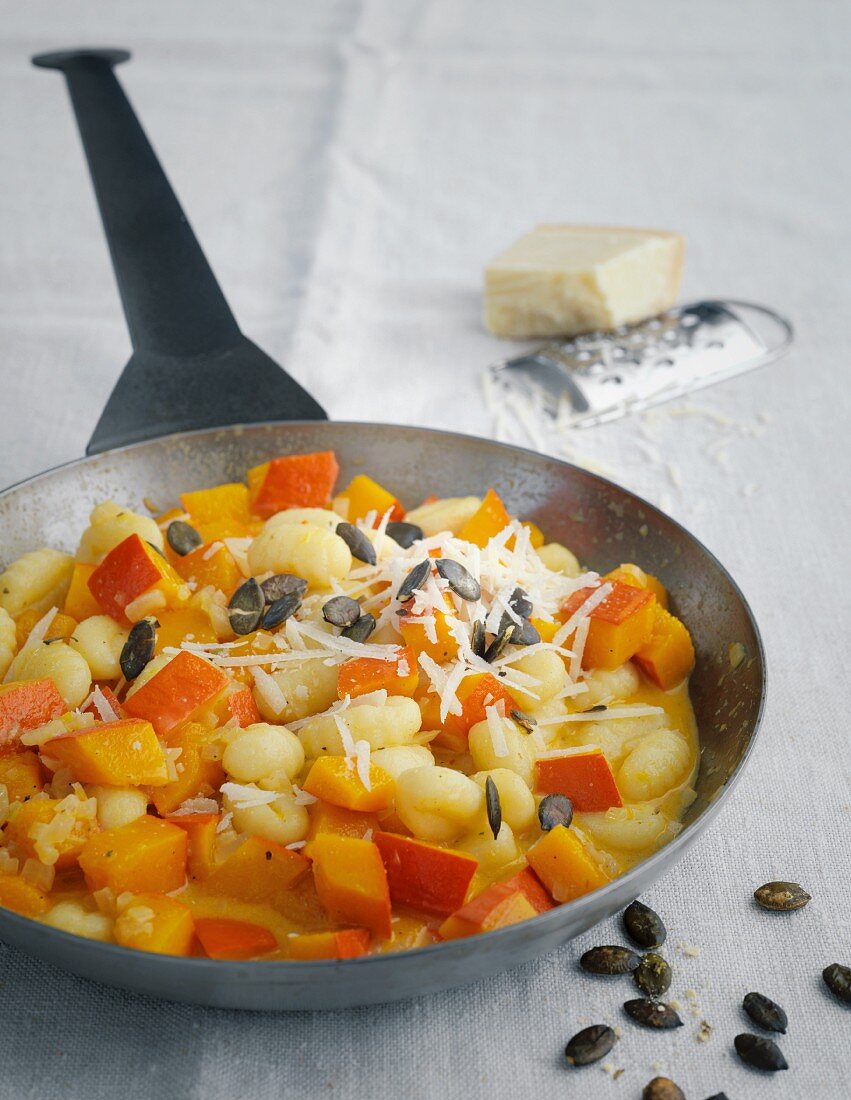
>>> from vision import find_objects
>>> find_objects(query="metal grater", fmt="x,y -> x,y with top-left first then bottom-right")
487,300 -> 793,428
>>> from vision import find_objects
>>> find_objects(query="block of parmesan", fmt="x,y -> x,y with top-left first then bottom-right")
484,225 -> 685,338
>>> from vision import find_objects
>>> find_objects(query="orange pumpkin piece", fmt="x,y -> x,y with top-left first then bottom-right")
0,679 -> 66,753
15,609 -> 77,649
634,605 -> 695,690
311,834 -> 392,939
558,581 -> 656,670
180,482 -> 254,541
501,867 -> 556,914
438,879 -> 537,940
306,802 -> 379,845
154,608 -> 217,654
534,748 -> 623,812
114,892 -> 196,956
337,646 -> 419,701
78,815 -> 188,895
429,673 -> 519,751
530,617 -> 558,643
195,917 -> 278,960
164,813 -> 220,881
6,795 -> 99,871
63,562 -> 102,621
374,832 -> 478,917
123,650 -> 229,737
146,723 -> 224,815
288,928 -> 371,960
247,450 -> 340,518
522,520 -> 546,549
457,488 -> 512,548
526,824 -> 610,904
399,593 -> 461,665
224,685 -> 262,728
172,543 -> 242,597
0,872 -> 50,916
47,717 -> 169,787
605,563 -> 669,609
88,534 -> 185,623
204,835 -> 310,907
0,750 -> 45,802
335,474 -> 404,525
303,756 -> 395,813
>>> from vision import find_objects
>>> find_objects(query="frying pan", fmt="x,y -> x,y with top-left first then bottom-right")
0,48 -> 765,1010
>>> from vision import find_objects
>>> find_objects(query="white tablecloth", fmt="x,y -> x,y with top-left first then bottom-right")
1,2 -> 849,1097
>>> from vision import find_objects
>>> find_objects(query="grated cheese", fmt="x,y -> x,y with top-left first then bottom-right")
292,784 -> 318,806
220,782 -> 279,809
536,704 -> 665,726
252,668 -> 287,714
485,704 -> 509,757
202,541 -> 224,561
354,739 -> 372,790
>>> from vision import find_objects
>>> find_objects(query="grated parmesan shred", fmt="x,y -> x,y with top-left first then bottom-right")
485,704 -> 509,758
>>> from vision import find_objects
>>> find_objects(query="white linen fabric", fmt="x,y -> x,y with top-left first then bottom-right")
0,1 -> 849,1097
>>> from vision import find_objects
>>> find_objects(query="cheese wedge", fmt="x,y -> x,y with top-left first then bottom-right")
484,225 -> 684,338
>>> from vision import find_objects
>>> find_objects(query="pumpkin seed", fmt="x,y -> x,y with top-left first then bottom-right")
227,578 -> 265,635
484,623 -> 514,662
623,999 -> 683,1029
322,596 -> 362,629
342,613 -> 376,643
634,953 -> 672,997
538,793 -> 573,832
581,946 -> 641,976
754,880 -> 811,911
510,708 -> 537,733
585,703 -> 608,714
397,560 -> 431,601
471,620 -> 486,658
734,1033 -> 788,1071
166,519 -> 203,557
743,991 -> 787,1033
485,776 -> 501,839
119,617 -> 158,680
704,1095 -> 731,1100
623,900 -> 667,949
262,592 -> 302,630
261,573 -> 308,604
336,522 -> 376,566
508,587 -> 533,618
385,521 -> 423,548
642,1078 -> 685,1100
508,617 -> 540,646
435,558 -> 481,601
564,1024 -> 615,1067
823,962 -> 851,1004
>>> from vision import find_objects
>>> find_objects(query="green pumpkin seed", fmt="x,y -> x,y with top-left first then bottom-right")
166,520 -> 203,557
336,522 -> 377,566
385,521 -> 423,548
322,595 -> 362,629
435,558 -> 481,601
734,1033 -> 788,1071
703,1094 -> 731,1100
581,946 -> 640,976
510,708 -> 536,733
342,613 -> 376,643
623,999 -> 683,1029
484,623 -> 514,662
471,620 -> 486,658
228,579 -> 265,635
564,1024 -> 615,1066
397,560 -> 431,601
743,991 -> 787,1033
508,617 -> 540,646
508,587 -> 533,618
623,900 -> 667,948
754,880 -> 811,911
538,793 -> 573,832
261,592 -> 302,630
261,573 -> 307,603
485,776 -> 501,839
823,962 -> 851,1004
119,617 -> 158,680
634,953 -> 671,997
642,1078 -> 685,1100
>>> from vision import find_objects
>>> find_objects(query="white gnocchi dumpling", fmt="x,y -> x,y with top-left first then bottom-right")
222,723 -> 304,784
43,901 -> 113,942
252,657 -> 340,724
248,523 -> 351,589
298,696 -> 422,758
456,821 -> 520,871
508,648 -> 568,712
578,662 -> 640,708
0,548 -> 74,618
537,542 -> 582,578
0,607 -> 17,679
577,803 -> 670,852
9,641 -> 91,708
403,496 -> 481,536
471,768 -> 536,834
88,785 -> 148,830
468,716 -> 534,785
617,728 -> 692,801
227,789 -> 309,846
263,508 -> 341,533
69,616 -> 129,681
394,765 -> 483,842
370,745 -> 434,780
76,501 -> 164,564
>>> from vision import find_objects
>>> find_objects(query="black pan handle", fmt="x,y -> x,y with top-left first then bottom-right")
33,48 -> 327,454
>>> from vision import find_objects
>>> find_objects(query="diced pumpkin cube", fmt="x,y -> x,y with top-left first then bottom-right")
79,815 -> 188,894
63,563 -> 102,621
0,750 -> 45,802
634,605 -> 695,690
374,831 -> 478,917
114,892 -> 195,956
306,802 -> 379,846
0,679 -> 67,753
288,928 -> 371,960
605,563 -> 668,609
164,813 -> 220,881
195,917 -> 277,960
146,723 -> 224,814
337,646 -> 419,701
501,867 -> 556,914
247,451 -> 340,518
335,475 -> 404,525
6,795 -> 99,871
88,534 -> 186,623
46,717 -> 169,787
522,521 -> 546,549
154,608 -> 218,654
303,755 -> 395,813
0,872 -> 50,916
180,483 -> 253,541
223,685 -> 262,728
123,650 -> 229,737
558,581 -> 656,670
399,593 -> 461,664
311,834 -> 392,939
15,609 -> 77,649
530,617 -> 558,643
438,879 -> 537,940
430,673 -> 519,751
534,748 -> 623,812
457,488 -> 512,548
204,835 -> 309,907
172,543 -> 242,597
526,824 -> 610,903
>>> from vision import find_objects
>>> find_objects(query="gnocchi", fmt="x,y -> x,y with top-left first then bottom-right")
248,523 -> 351,589
0,607 -> 17,679
0,548 -> 74,618
69,616 -> 129,681
76,501 -> 164,564
9,641 -> 91,708
395,766 -> 484,842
